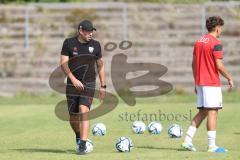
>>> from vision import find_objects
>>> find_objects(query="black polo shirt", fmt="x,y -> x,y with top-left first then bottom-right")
61,36 -> 102,84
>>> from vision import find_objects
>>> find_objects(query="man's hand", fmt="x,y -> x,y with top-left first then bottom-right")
96,58 -> 106,100
215,58 -> 234,91
70,77 -> 84,90
194,86 -> 197,94
228,78 -> 234,90
99,87 -> 106,100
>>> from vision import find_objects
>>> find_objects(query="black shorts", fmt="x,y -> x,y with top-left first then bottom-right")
66,82 -> 95,114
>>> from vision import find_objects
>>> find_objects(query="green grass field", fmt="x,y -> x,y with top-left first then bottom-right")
0,92 -> 239,160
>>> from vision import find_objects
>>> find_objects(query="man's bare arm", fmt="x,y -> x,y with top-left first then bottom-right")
60,55 -> 74,80
192,56 -> 196,81
215,58 -> 234,88
96,58 -> 106,99
96,58 -> 106,86
60,55 -> 84,90
192,56 -> 197,93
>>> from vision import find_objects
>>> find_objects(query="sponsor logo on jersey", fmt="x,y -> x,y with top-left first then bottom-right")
198,37 -> 209,43
72,47 -> 78,55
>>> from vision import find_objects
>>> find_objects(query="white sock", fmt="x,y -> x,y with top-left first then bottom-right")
208,131 -> 217,148
184,126 -> 197,144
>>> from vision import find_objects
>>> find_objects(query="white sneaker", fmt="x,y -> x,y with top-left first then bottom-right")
181,142 -> 197,152
208,146 -> 228,153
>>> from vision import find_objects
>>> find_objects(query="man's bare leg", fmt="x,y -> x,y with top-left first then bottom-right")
79,105 -> 90,140
77,105 -> 90,154
69,115 -> 80,143
184,109 -> 208,144
181,109 -> 208,151
207,109 -> 218,149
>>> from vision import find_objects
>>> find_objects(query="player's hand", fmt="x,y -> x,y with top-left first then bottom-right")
194,86 -> 197,94
70,77 -> 84,90
228,78 -> 234,90
99,87 -> 106,100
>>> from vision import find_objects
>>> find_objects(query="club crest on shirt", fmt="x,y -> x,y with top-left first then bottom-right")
72,47 -> 78,55
89,46 -> 94,53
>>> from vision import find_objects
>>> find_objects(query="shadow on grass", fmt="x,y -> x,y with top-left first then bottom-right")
136,146 -> 209,153
137,146 -> 187,151
234,132 -> 240,135
11,148 -> 75,154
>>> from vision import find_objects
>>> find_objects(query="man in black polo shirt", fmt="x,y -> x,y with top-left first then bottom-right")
60,20 -> 106,154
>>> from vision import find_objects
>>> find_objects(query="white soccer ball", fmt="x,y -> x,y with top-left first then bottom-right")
132,121 -> 146,134
115,137 -> 133,152
85,139 -> 93,153
92,123 -> 106,136
76,139 -> 93,154
148,122 -> 163,135
168,124 -> 183,138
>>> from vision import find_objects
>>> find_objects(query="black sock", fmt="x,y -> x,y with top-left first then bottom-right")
75,132 -> 80,139
75,132 -> 80,144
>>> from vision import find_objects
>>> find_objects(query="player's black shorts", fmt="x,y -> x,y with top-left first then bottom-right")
66,82 -> 95,115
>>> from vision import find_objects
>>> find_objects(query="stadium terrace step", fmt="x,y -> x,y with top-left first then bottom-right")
0,77 -> 50,96
0,3 -> 240,94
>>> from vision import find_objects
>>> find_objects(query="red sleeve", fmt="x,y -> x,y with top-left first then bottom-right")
213,43 -> 223,59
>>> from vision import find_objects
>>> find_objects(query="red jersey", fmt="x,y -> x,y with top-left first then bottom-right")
193,34 -> 223,86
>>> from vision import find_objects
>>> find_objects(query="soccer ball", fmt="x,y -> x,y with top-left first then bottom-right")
132,121 -> 146,134
168,124 -> 183,138
92,123 -> 106,136
85,139 -> 93,153
76,139 -> 93,154
148,122 -> 163,135
115,137 -> 133,152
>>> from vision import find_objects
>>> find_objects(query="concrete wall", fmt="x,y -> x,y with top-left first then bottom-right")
0,2 -> 239,96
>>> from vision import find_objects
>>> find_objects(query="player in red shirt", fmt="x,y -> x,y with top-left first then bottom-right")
181,16 -> 234,153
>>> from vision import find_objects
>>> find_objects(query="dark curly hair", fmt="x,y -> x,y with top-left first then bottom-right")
206,16 -> 224,32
